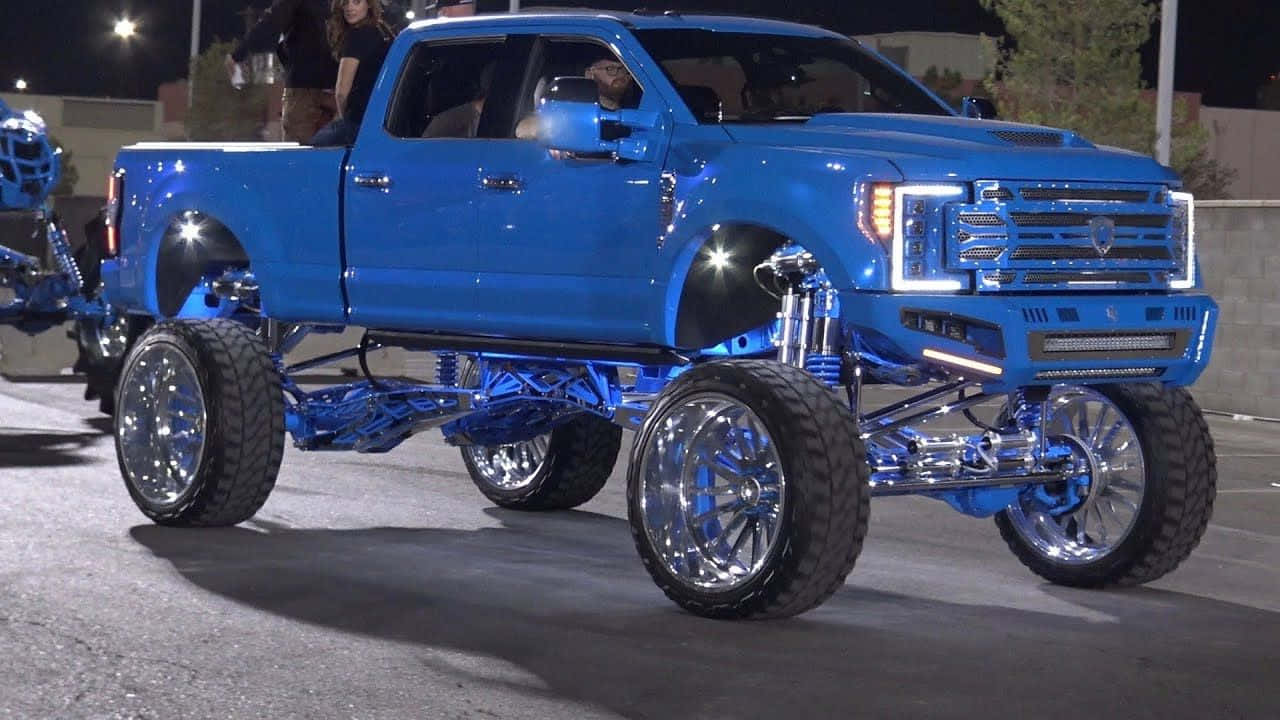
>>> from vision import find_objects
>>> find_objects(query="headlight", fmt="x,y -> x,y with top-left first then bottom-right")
859,182 -> 968,292
1169,191 -> 1195,289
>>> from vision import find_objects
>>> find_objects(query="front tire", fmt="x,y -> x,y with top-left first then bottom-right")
115,318 -> 284,526
627,360 -> 870,619
995,384 -> 1216,587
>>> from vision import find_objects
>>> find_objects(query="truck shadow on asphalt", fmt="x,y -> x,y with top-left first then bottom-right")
129,511 -> 1278,719
0,426 -> 105,467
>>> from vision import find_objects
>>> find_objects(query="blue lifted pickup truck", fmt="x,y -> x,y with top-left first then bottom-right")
97,11 -> 1217,619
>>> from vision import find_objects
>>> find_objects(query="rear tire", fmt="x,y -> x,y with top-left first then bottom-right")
995,384 -> 1216,587
461,414 -> 622,511
72,314 -> 146,416
115,318 -> 284,526
627,360 -> 870,619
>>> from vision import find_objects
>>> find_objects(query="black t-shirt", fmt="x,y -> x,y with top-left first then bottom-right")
341,25 -> 391,126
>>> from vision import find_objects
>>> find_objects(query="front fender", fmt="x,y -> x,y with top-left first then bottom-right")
654,141 -> 900,348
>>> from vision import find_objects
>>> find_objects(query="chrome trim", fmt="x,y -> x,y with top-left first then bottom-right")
117,343 -> 208,508
636,392 -> 786,592
1004,386 -> 1147,564
353,173 -> 392,189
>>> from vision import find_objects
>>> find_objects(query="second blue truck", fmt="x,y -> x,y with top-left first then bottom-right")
90,11 -> 1217,618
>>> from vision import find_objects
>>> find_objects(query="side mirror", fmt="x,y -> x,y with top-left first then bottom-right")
537,76 -> 659,161
962,96 -> 998,120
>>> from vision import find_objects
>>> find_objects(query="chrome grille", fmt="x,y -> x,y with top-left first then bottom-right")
1023,271 -> 1152,284
1010,213 -> 1170,228
960,246 -> 1004,261
957,212 -> 1004,226
1010,245 -> 1172,261
949,180 -> 1180,292
1020,188 -> 1151,202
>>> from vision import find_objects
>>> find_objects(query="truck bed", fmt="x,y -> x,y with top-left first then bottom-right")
106,143 -> 349,324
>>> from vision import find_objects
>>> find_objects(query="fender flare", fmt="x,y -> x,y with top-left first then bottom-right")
153,211 -> 248,317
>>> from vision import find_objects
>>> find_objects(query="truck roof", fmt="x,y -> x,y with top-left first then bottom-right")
405,10 -> 843,40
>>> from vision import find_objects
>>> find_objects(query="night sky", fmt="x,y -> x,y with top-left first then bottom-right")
3,1 -> 1276,108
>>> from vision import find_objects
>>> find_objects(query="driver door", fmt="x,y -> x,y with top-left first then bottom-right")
467,33 -> 673,345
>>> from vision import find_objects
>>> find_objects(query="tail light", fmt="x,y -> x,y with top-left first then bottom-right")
105,169 -> 124,257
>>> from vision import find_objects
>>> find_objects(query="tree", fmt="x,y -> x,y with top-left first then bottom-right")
187,41 -> 271,142
48,135 -> 78,196
980,0 -> 1236,198
920,66 -> 967,111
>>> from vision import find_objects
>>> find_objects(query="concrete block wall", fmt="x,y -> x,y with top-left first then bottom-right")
1191,202 -> 1280,418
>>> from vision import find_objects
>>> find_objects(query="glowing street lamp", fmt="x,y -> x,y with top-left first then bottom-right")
114,17 -> 137,39
14,78 -> 27,92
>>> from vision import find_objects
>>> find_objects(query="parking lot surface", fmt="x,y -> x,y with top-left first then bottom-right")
1,379 -> 1277,719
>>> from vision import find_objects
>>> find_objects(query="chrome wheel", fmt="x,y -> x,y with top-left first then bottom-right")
637,393 -> 786,592
1006,386 -> 1146,564
463,435 -> 551,491
116,343 -> 207,508
86,314 -> 132,360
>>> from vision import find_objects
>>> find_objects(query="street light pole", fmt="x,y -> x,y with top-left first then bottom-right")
1155,0 -> 1177,166
189,0 -> 202,110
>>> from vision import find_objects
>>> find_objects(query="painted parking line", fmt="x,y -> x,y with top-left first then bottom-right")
1218,488 -> 1280,494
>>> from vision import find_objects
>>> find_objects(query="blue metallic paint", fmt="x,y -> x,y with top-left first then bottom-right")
102,13 -> 1221,512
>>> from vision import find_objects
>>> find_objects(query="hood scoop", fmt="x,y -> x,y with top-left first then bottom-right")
990,130 -> 1065,147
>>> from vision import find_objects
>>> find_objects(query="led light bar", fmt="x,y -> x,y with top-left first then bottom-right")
1169,191 -> 1195,289
1042,333 -> 1175,353
1034,367 -> 1162,381
922,348 -> 1003,376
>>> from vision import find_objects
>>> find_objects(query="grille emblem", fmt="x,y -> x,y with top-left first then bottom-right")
1106,305 -> 1118,322
1089,216 -> 1116,256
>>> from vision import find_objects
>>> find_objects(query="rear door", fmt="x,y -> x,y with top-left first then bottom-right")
342,35 -> 529,332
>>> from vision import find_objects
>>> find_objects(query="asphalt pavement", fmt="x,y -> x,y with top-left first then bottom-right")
1,377 -> 1277,720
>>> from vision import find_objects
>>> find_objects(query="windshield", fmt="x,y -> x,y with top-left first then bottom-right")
634,29 -> 952,123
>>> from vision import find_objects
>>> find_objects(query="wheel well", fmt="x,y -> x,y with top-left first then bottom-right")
155,212 -> 249,317
674,225 -> 787,350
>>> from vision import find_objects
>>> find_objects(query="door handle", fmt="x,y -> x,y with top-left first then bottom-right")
481,175 -> 525,192
353,173 -> 392,189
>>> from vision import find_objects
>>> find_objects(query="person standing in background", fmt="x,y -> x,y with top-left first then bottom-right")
431,0 -> 476,18
310,0 -> 395,146
225,0 -> 339,142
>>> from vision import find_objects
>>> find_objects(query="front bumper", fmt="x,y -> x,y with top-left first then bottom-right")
840,291 -> 1217,392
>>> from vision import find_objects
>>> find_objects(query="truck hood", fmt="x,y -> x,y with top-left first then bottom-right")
722,114 -> 1179,185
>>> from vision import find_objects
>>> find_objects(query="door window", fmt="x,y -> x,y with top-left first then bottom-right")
384,37 -> 528,139
513,37 -> 645,141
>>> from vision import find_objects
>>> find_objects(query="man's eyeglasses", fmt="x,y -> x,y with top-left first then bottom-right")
589,63 -> 629,78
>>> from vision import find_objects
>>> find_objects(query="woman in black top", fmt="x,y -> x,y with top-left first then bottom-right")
310,0 -> 393,146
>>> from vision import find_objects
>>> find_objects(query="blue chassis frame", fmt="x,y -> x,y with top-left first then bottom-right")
267,321 -> 1116,521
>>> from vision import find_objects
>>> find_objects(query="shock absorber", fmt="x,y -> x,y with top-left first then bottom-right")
436,351 -> 459,387
758,246 -> 844,386
45,213 -> 82,294
804,287 -> 842,386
